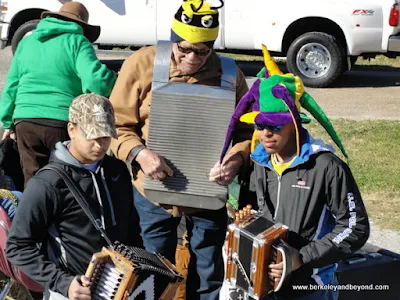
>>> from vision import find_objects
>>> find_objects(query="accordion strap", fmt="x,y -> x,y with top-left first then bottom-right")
272,239 -> 293,292
41,165 -> 114,247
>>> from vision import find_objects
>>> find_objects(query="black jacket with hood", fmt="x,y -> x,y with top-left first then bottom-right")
6,142 -> 142,297
249,133 -> 370,293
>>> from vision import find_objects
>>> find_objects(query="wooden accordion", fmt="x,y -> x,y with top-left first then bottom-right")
225,206 -> 291,300
85,243 -> 184,300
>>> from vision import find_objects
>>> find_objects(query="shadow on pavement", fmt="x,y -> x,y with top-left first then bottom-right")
235,61 -> 400,88
103,59 -> 400,89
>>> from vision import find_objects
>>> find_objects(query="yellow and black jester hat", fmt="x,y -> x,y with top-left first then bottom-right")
171,0 -> 224,48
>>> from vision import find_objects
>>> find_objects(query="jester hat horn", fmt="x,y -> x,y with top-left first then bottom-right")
220,45 -> 348,162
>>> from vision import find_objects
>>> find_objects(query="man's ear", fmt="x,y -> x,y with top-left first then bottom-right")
67,122 -> 75,140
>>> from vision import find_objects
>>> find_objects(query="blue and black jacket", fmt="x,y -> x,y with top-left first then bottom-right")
249,131 -> 370,293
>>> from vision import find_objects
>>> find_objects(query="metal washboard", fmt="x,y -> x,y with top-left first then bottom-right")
144,40 -> 237,210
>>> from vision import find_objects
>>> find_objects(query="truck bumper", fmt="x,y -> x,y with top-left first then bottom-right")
0,21 -> 9,50
388,34 -> 400,52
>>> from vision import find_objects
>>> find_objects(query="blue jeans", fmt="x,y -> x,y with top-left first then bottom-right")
133,187 -> 227,300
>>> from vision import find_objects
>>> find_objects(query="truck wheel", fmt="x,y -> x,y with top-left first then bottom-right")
286,32 -> 346,88
11,20 -> 40,54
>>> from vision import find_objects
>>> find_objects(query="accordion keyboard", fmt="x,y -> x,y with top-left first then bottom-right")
85,242 -> 184,300
91,263 -> 125,300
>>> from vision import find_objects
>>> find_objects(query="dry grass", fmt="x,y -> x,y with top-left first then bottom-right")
304,120 -> 400,229
363,191 -> 400,230
354,55 -> 400,68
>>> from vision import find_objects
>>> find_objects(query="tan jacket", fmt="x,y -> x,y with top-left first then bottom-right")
110,45 -> 251,216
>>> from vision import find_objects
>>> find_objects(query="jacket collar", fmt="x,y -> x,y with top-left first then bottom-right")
250,130 -> 336,168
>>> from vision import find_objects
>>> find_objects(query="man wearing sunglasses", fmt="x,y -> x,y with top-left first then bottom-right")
220,47 -> 369,299
109,1 -> 251,299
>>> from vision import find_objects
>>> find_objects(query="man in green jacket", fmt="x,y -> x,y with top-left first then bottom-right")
0,1 -> 116,186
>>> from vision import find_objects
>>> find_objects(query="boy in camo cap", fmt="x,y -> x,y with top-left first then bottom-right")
6,93 -> 142,300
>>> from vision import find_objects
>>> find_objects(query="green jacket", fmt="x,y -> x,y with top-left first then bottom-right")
0,17 -> 117,129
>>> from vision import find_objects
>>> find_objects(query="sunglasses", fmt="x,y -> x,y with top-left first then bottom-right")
177,43 -> 211,56
253,124 -> 284,132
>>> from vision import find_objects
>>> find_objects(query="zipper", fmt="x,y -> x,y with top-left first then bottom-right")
251,156 -> 307,220
274,176 -> 282,220
252,158 -> 281,219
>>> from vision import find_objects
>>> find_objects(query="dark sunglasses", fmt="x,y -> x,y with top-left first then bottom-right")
177,43 -> 211,56
253,124 -> 284,132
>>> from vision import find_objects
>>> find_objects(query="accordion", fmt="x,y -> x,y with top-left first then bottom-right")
225,206 -> 292,300
85,243 -> 184,300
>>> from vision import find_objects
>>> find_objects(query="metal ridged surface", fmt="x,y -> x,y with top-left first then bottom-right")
144,84 -> 236,209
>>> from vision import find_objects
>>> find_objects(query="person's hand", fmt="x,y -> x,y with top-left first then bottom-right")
68,275 -> 91,300
209,153 -> 243,185
268,261 -> 284,285
268,245 -> 303,285
135,148 -> 173,181
2,130 -> 16,141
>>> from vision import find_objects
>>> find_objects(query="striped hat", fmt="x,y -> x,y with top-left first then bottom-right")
171,0 -> 224,48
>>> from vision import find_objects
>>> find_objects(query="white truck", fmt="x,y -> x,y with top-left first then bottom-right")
1,0 -> 400,87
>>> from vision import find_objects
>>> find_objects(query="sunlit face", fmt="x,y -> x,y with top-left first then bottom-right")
172,41 -> 211,75
67,123 -> 111,164
256,123 -> 297,160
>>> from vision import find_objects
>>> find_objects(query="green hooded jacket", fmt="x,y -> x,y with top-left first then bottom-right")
0,17 -> 117,129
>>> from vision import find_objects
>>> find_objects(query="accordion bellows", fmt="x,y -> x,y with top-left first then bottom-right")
85,243 -> 184,300
144,40 -> 237,210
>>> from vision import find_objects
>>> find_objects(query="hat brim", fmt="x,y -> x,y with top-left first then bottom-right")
41,12 -> 101,43
79,124 -> 118,140
240,111 -> 311,125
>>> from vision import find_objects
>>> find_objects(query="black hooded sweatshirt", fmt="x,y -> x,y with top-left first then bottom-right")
6,142 -> 142,297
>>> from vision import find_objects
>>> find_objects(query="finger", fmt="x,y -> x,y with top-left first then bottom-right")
209,161 -> 222,174
269,263 -> 283,270
221,175 -> 234,185
209,166 -> 222,177
269,271 -> 282,278
153,171 -> 166,181
80,275 -> 91,287
216,174 -> 233,186
159,172 -> 167,180
209,174 -> 220,182
210,174 -> 224,182
163,164 -> 174,177
269,269 -> 283,276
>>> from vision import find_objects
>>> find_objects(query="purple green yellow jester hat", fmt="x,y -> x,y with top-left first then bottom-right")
220,45 -> 348,162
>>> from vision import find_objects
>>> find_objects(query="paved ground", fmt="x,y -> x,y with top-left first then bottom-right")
1,48 -> 399,253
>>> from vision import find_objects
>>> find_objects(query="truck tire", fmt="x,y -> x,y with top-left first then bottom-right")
11,20 -> 40,54
286,32 -> 346,88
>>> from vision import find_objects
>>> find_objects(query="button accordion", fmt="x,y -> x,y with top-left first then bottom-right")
85,242 -> 184,300
225,205 -> 292,299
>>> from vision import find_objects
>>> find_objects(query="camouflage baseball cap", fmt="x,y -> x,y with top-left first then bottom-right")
69,93 -> 118,140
